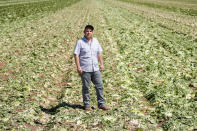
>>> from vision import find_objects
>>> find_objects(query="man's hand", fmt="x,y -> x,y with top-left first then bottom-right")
99,64 -> 104,71
74,54 -> 83,74
98,54 -> 104,71
77,67 -> 83,74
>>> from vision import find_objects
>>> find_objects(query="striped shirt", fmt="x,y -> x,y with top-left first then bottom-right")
73,37 -> 103,72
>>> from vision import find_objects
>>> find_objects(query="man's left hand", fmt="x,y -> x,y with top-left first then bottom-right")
100,65 -> 104,71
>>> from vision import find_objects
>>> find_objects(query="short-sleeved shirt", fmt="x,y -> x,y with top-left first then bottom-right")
73,37 -> 102,72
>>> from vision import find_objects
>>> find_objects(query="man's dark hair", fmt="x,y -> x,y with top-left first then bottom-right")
84,25 -> 94,31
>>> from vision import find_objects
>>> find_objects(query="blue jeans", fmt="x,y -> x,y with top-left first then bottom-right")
80,71 -> 105,108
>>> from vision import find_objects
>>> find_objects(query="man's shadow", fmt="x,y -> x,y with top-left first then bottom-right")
40,102 -> 84,115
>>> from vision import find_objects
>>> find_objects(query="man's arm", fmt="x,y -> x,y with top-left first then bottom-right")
98,53 -> 104,71
74,54 -> 83,74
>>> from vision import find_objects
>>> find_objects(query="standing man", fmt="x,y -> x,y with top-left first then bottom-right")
73,25 -> 110,111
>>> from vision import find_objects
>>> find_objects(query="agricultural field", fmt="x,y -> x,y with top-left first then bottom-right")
0,0 -> 197,130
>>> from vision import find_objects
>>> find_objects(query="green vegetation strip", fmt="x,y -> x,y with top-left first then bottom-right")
0,0 -> 80,24
0,0 -> 50,5
119,0 -> 197,16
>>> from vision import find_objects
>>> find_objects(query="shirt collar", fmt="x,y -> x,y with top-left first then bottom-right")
82,36 -> 93,43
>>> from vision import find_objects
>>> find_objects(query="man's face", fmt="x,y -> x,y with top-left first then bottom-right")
84,28 -> 93,39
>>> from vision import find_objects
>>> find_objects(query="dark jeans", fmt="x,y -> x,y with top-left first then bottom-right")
80,71 -> 105,108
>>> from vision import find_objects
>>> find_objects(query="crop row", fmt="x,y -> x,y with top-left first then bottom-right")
119,0 -> 197,16
102,0 -> 197,130
111,0 -> 197,42
0,0 -> 80,24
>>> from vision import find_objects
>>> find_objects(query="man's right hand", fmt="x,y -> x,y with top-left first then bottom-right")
77,67 -> 83,74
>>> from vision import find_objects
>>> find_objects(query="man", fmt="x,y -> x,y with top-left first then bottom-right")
73,25 -> 110,111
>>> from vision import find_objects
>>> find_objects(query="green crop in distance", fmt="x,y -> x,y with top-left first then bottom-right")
0,0 -> 80,24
